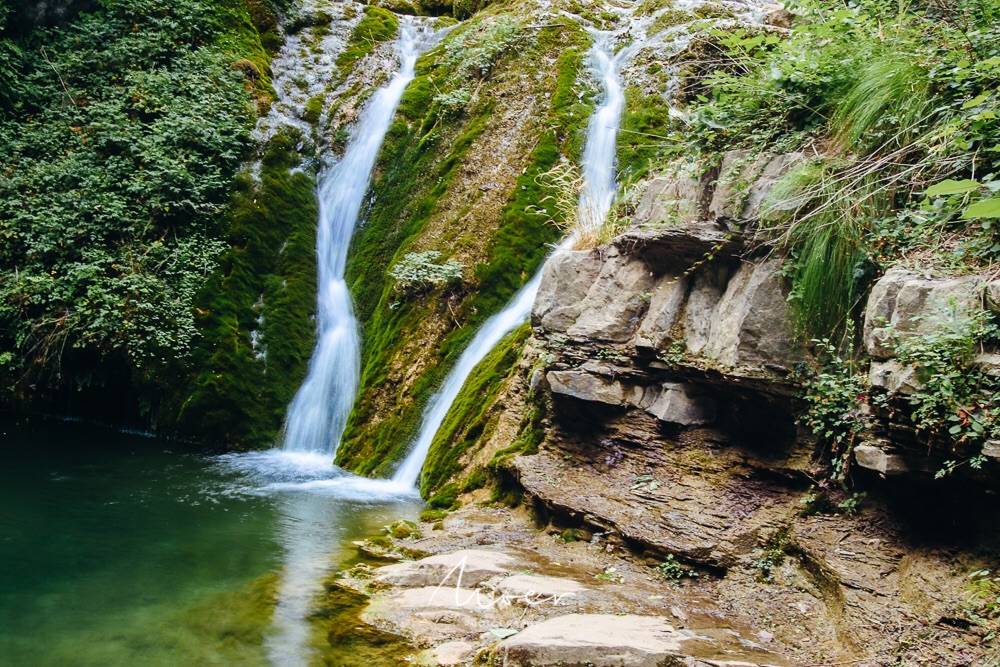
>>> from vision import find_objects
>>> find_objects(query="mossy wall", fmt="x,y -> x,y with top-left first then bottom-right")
335,13 -> 593,480
418,324 -> 530,496
163,132 -> 319,449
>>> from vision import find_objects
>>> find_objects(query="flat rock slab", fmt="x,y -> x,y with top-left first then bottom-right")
396,586 -> 491,611
430,640 -> 476,666
376,549 -> 514,587
493,574 -> 587,606
495,614 -> 787,667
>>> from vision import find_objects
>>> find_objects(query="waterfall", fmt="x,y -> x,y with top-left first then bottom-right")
282,19 -> 434,454
392,31 -> 626,489
578,29 -> 627,232
391,274 -> 545,487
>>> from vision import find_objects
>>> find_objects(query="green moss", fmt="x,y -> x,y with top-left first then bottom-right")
636,0 -> 673,16
303,94 -> 325,125
166,130 -> 318,449
212,0 -> 286,104
460,465 -> 488,492
367,535 -> 392,549
337,26 -> 592,481
650,9 -> 696,33
417,325 -> 530,497
487,391 -> 546,471
618,85 -> 673,184
312,580 -> 416,665
427,483 -> 460,509
386,520 -> 421,539
692,3 -> 734,20
418,508 -> 449,523
336,6 -> 400,75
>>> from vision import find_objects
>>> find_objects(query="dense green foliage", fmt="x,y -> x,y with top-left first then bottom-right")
800,333 -> 869,482
894,307 -> 1000,476
168,131 -> 318,448
388,251 -> 464,292
337,19 -> 592,476
669,0 -> 1000,338
0,0 -> 285,416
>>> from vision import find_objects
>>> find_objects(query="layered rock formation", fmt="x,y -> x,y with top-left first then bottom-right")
409,152 -> 997,665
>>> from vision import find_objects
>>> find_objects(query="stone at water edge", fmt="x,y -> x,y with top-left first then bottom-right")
375,549 -> 514,587
494,614 -> 789,667
493,574 -> 588,602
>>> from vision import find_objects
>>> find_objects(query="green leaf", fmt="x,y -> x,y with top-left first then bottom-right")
962,198 -> 1000,219
962,92 -> 990,109
926,179 -> 980,197
489,628 -> 518,639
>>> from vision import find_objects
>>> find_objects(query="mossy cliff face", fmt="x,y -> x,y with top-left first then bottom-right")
160,2 -> 397,449
335,2 -> 594,475
164,132 -> 319,449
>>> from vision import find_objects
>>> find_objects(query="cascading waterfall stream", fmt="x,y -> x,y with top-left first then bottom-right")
282,19 -> 434,455
392,29 -> 627,488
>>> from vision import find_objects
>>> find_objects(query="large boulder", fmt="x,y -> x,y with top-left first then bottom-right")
863,267 -> 983,359
494,614 -> 788,667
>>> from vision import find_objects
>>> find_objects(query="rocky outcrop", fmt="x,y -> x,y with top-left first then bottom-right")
864,266 -> 985,360
336,505 -> 792,667
453,152 -> 1000,666
532,152 -> 808,441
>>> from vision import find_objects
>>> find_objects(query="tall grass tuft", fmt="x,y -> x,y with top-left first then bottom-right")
766,51 -> 939,339
531,159 -> 628,250
831,54 -> 933,154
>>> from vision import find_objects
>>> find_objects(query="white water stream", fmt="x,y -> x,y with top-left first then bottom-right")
282,19 -> 436,454
393,30 -> 627,488
219,14 -> 439,666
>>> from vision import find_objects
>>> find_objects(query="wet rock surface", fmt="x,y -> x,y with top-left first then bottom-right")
336,505 -> 792,667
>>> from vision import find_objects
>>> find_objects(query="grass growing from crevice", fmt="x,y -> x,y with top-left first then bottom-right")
418,324 -> 530,497
166,130 -> 318,449
336,22 -> 592,478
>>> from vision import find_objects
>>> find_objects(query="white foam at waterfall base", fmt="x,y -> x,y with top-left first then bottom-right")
392,31 -> 626,489
281,19 -> 437,455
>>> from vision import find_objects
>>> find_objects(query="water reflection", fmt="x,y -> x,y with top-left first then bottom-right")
214,451 -> 420,666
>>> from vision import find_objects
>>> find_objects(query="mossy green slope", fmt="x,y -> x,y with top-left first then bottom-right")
336,13 -> 593,479
418,324 -> 530,497
164,132 -> 319,449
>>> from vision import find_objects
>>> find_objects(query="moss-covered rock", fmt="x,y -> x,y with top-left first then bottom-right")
336,15 -> 593,482
163,131 -> 319,449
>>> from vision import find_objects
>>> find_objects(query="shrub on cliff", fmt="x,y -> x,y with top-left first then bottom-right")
388,251 -> 464,293
0,0 -> 275,397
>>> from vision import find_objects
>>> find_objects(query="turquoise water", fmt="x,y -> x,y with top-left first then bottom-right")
0,418 -> 421,666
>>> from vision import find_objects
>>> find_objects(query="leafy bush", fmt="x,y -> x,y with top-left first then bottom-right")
656,554 -> 699,582
0,0 -> 263,389
388,251 -> 464,292
432,87 -> 472,117
443,16 -> 522,80
800,332 -> 869,481
893,305 -> 1000,476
